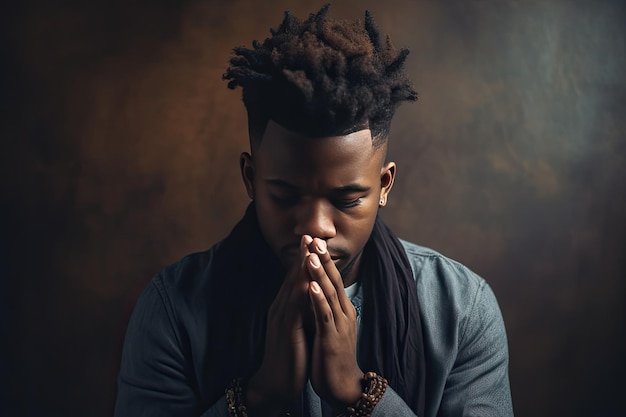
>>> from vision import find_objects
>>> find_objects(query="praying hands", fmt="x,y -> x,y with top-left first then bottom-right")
246,235 -> 364,415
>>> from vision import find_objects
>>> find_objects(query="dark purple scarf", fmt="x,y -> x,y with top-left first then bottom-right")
204,204 -> 425,416
358,217 -> 426,415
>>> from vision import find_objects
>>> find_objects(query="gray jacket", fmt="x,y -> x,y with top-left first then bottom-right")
115,240 -> 513,417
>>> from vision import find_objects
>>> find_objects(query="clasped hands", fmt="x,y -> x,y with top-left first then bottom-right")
246,235 -> 364,415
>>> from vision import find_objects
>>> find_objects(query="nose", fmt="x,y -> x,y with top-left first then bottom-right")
293,199 -> 337,239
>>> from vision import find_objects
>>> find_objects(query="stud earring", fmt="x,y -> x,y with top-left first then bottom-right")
380,198 -> 385,206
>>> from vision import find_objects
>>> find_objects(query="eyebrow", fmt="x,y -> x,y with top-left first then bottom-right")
265,179 -> 370,193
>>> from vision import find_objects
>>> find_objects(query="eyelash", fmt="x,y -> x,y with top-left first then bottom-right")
270,195 -> 363,209
270,195 -> 299,207
338,198 -> 362,209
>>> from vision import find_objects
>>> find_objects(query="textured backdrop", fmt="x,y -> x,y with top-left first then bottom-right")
2,0 -> 625,416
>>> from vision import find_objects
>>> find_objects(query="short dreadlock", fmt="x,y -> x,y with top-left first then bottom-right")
224,4 -> 417,149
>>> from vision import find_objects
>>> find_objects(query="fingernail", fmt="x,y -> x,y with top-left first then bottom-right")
309,253 -> 320,267
303,235 -> 313,246
311,281 -> 321,293
316,239 -> 327,254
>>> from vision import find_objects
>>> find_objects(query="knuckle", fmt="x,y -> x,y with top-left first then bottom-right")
348,308 -> 357,321
321,311 -> 333,323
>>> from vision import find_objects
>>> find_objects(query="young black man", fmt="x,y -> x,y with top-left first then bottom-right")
115,5 -> 513,417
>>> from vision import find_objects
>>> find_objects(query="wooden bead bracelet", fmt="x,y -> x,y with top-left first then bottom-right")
339,372 -> 388,417
225,372 -> 387,417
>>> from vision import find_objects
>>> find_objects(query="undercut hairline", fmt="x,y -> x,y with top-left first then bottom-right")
248,117 -> 389,153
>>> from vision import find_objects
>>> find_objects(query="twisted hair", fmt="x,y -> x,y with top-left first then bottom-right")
223,4 -> 417,148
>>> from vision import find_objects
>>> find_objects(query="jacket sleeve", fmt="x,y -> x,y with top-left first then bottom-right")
438,281 -> 514,417
371,386 -> 418,417
114,279 -> 229,417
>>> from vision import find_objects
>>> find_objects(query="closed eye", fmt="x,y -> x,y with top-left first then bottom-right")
270,194 -> 299,207
334,197 -> 363,209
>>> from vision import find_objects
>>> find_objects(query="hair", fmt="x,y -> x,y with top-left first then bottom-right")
223,4 -> 417,148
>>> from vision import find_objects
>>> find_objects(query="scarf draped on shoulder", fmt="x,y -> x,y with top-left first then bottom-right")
205,204 -> 425,416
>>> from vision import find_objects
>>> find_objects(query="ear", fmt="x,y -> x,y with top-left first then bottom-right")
240,152 -> 255,200
379,162 -> 396,207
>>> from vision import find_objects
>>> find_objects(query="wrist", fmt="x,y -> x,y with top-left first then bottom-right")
225,377 -> 284,417
332,371 -> 364,410
246,374 -> 289,416
336,372 -> 388,417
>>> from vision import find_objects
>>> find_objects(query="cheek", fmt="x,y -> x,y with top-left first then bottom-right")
255,196 -> 293,239
336,208 -> 378,247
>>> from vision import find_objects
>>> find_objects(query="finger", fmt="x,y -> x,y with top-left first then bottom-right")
287,234 -> 312,282
278,236 -> 310,307
308,239 -> 343,289
301,234 -> 313,261
283,235 -> 313,291
297,234 -> 315,289
307,252 -> 343,317
308,280 -> 335,336
309,239 -> 354,316
287,235 -> 314,305
275,235 -> 313,320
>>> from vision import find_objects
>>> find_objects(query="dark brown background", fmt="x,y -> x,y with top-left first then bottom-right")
2,0 -> 625,416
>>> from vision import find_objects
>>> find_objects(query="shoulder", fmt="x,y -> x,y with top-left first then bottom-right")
160,242 -> 222,283
399,239 -> 503,353
399,239 -> 486,297
143,241 -> 225,324
156,241 -> 224,291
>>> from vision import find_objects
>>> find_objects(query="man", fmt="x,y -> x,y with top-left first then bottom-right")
115,5 -> 513,417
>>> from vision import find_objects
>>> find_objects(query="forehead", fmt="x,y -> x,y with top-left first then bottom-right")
254,120 -> 381,178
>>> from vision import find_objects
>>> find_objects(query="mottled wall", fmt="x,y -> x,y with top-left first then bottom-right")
2,0 -> 625,416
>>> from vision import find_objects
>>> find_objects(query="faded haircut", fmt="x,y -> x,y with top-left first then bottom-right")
224,4 -> 417,148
